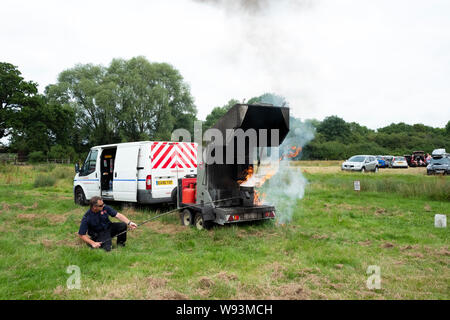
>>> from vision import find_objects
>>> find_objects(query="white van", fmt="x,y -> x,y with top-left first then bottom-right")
73,141 -> 197,205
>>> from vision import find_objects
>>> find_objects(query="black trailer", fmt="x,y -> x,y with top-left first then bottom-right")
177,103 -> 290,229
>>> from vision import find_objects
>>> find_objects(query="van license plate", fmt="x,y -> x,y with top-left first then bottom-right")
157,180 -> 173,185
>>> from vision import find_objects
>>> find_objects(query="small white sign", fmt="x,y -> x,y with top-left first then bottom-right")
435,214 -> 447,228
354,180 -> 361,191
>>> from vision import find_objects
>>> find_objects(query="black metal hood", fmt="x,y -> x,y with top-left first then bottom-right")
212,103 -> 290,147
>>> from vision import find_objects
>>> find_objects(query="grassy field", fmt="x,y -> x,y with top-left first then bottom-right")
0,162 -> 448,300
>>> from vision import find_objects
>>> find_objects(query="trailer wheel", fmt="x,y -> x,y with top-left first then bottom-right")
75,187 -> 87,206
194,212 -> 212,230
180,209 -> 193,226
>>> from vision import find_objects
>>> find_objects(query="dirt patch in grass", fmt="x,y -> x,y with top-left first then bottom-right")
406,252 -> 425,259
16,211 -> 72,225
272,283 -> 309,300
217,271 -> 238,282
311,234 -> 329,240
14,202 -> 39,210
358,240 -> 372,246
146,277 -> 168,289
198,277 -> 215,289
144,220 -> 187,235
437,247 -> 450,256
17,213 -> 38,220
268,262 -> 287,280
375,208 -> 387,215
381,242 -> 395,249
92,277 -> 188,300
39,236 -> 84,248
161,291 -> 189,300
46,213 -> 71,224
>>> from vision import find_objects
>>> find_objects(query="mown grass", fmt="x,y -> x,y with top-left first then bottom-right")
0,163 -> 448,300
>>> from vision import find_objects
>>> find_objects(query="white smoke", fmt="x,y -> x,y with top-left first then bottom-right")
262,162 -> 307,225
253,94 -> 316,224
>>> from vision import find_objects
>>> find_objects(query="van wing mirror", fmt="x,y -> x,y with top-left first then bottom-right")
75,163 -> 80,173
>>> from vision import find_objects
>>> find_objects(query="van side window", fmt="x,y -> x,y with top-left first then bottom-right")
80,150 -> 98,176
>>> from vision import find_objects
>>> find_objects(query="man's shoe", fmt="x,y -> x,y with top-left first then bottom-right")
117,242 -> 126,247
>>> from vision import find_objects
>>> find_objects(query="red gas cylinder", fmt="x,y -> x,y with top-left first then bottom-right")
182,184 -> 196,204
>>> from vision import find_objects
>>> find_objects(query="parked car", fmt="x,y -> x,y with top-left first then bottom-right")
427,157 -> 450,175
384,155 -> 394,168
376,155 -> 387,168
406,151 -> 427,167
404,155 -> 412,167
391,156 -> 408,168
431,148 -> 448,158
342,155 -> 379,173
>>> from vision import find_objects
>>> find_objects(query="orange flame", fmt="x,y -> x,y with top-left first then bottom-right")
279,146 -> 302,160
253,190 -> 267,206
287,146 -> 302,159
237,165 -> 254,185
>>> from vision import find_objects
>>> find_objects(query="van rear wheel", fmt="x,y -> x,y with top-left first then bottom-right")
171,187 -> 178,205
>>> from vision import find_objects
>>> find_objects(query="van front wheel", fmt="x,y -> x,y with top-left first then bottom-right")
75,187 -> 87,206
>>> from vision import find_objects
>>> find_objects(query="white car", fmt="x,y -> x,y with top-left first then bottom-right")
341,155 -> 379,173
391,156 -> 408,168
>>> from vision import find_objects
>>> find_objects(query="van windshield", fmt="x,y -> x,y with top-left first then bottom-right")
348,156 -> 365,162
395,157 -> 405,161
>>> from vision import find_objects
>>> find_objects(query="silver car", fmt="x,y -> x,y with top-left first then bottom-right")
342,155 -> 379,173
391,156 -> 408,168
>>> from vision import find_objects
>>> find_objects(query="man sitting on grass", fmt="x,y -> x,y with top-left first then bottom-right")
77,196 -> 137,251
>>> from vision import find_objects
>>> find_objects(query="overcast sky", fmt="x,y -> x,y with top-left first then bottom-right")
1,0 -> 449,129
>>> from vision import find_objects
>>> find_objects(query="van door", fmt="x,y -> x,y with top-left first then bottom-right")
113,145 -> 140,202
77,149 -> 100,199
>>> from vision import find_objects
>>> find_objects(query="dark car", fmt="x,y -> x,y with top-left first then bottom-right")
427,157 -> 450,175
411,151 -> 427,167
384,155 -> 394,168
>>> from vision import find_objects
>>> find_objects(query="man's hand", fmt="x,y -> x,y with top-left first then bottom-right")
91,241 -> 102,248
128,222 -> 137,230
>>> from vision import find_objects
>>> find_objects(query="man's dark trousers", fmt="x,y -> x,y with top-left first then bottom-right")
89,222 -> 127,251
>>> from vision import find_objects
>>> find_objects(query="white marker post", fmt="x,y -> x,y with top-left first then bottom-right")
435,214 -> 447,228
354,180 -> 361,196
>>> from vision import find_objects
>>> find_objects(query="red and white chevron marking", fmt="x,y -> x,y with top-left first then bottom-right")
151,142 -> 197,169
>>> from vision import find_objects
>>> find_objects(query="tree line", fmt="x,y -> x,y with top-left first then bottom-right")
1,58 -> 449,162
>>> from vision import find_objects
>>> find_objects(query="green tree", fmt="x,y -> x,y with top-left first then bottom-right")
317,115 -> 351,142
107,57 -> 196,141
0,62 -> 39,141
46,57 -> 197,145
203,99 -> 239,130
45,63 -> 118,147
